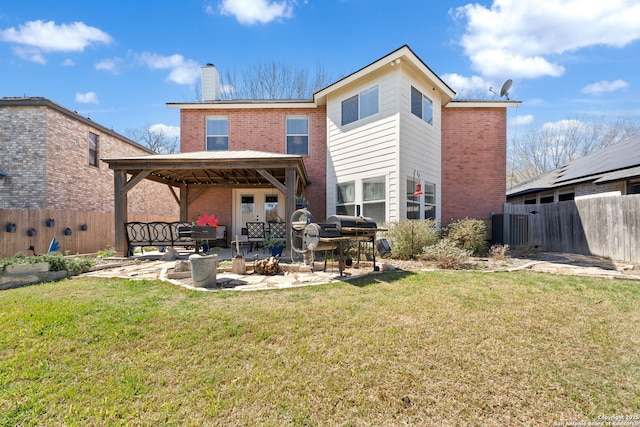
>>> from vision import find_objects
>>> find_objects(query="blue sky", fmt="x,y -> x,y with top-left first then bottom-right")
1,0 -> 639,142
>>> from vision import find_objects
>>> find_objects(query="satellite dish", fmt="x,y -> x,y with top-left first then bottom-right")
489,79 -> 512,100
499,79 -> 512,99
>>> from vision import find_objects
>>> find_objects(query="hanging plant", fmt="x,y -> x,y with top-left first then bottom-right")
64,227 -> 72,236
6,223 -> 17,233
27,228 -> 37,237
46,218 -> 55,227
80,224 -> 88,231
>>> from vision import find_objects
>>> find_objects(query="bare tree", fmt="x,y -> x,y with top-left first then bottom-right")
125,125 -> 179,154
215,60 -> 330,100
508,115 -> 640,185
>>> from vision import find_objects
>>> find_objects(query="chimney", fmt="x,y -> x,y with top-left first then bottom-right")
201,63 -> 221,101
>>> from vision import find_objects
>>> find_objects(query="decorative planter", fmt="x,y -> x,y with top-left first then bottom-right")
64,228 -> 72,236
27,228 -> 37,237
80,224 -> 88,231
270,245 -> 284,257
6,224 -> 16,233
46,219 -> 55,227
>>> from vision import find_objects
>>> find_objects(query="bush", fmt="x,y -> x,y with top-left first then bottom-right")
444,218 -> 488,256
490,244 -> 510,260
0,252 -> 93,274
381,219 -> 439,260
423,238 -> 470,269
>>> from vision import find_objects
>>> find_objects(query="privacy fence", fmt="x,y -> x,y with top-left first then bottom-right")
1,209 -> 176,259
503,194 -> 640,264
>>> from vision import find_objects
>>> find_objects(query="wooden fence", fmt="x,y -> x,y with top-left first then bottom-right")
1,209 -> 177,258
504,194 -> 640,263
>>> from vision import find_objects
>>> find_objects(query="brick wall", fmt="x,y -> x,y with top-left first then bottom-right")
180,106 -> 327,220
0,100 -> 179,218
441,107 -> 507,224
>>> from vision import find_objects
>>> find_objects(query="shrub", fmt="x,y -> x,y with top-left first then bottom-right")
490,244 -> 510,260
380,219 -> 439,260
0,252 -> 94,274
423,238 -> 470,269
444,218 -> 488,256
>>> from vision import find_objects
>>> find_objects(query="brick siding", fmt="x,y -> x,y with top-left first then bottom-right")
180,106 -> 327,221
441,107 -> 507,224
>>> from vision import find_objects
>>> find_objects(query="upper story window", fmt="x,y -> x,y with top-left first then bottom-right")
411,86 -> 433,125
286,116 -> 309,155
88,132 -> 98,167
341,86 -> 379,126
206,117 -> 228,150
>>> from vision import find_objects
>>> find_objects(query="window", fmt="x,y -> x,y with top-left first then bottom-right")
336,181 -> 355,215
362,176 -> 385,223
407,176 -> 420,220
341,86 -> 379,126
540,195 -> 554,204
88,132 -> 98,167
558,192 -> 575,201
423,182 -> 436,220
411,86 -> 433,125
628,182 -> 640,195
286,116 -> 309,155
524,199 -> 537,205
265,194 -> 280,223
206,117 -> 228,150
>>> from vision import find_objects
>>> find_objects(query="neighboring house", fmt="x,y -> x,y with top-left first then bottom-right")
164,45 -> 519,242
507,135 -> 640,204
0,97 -> 179,258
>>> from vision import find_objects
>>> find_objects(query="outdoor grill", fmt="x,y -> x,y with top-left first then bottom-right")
290,210 -> 389,275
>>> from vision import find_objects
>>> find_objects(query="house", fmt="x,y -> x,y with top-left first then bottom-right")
104,45 -> 519,255
507,135 -> 640,204
0,97 -> 179,258
173,46 -> 518,232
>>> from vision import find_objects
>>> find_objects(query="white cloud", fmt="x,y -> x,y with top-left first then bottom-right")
136,52 -> 200,85
63,58 -> 74,66
442,73 -> 490,94
75,92 -> 99,104
510,114 -> 534,126
453,0 -> 640,80
95,57 -> 123,74
219,0 -> 294,25
149,123 -> 180,139
581,79 -> 629,95
0,20 -> 112,62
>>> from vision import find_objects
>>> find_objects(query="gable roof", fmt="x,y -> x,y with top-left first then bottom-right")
313,45 -> 456,106
508,134 -> 640,197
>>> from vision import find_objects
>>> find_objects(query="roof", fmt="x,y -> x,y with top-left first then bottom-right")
0,97 -> 152,154
102,150 -> 310,188
166,45 -> 458,109
313,45 -> 456,106
508,135 -> 640,197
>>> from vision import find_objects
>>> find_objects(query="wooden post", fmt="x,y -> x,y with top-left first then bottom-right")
113,170 -> 128,256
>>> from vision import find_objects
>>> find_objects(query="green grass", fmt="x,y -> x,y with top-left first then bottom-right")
1,271 -> 639,426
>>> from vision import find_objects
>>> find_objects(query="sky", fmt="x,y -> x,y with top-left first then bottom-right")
1,0 -> 640,143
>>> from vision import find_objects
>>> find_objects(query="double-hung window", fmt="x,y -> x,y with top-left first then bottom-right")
411,86 -> 433,125
88,132 -> 98,167
336,181 -> 356,215
362,176 -> 386,223
286,116 -> 309,155
206,117 -> 228,150
341,86 -> 379,126
423,182 -> 436,219
407,176 -> 420,219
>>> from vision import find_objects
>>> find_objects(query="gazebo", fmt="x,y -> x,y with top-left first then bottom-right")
103,150 -> 310,256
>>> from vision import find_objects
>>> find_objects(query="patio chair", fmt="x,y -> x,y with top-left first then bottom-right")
246,222 -> 266,253
269,222 -> 286,240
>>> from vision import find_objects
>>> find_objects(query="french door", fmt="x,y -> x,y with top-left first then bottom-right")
232,189 -> 285,239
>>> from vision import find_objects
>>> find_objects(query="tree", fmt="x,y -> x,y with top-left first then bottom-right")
125,125 -> 179,154
192,60 -> 330,101
508,115 -> 640,185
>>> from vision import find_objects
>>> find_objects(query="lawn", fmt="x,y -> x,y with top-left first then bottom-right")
1,270 -> 639,426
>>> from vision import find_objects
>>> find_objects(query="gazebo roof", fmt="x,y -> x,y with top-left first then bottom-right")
103,150 -> 310,188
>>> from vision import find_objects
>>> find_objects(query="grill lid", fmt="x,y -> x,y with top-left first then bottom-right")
326,215 -> 377,230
